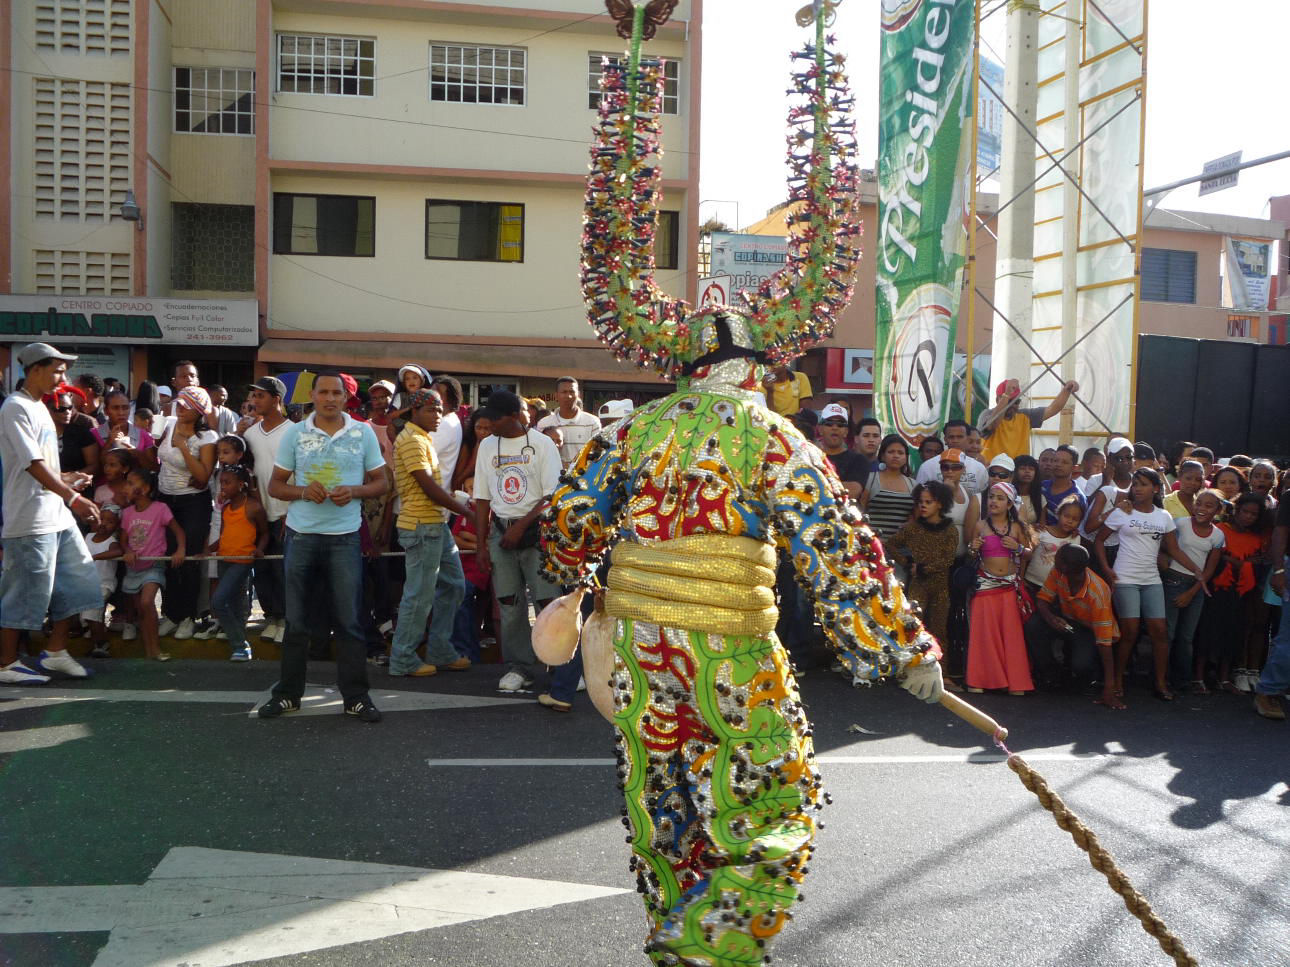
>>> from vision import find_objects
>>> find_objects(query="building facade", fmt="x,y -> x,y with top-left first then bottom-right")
1,0 -> 700,404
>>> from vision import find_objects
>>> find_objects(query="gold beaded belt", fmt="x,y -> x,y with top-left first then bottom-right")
605,534 -> 779,637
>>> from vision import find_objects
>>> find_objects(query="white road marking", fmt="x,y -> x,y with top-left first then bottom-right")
0,847 -> 628,967
0,685 -> 526,717
426,751 -> 1114,768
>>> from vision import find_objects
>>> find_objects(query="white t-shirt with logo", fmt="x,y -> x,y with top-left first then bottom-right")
1103,506 -> 1176,585
0,392 -> 76,538
536,409 -> 602,467
1168,517 -> 1225,576
473,430 -> 562,520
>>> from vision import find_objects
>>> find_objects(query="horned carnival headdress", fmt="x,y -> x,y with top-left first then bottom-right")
582,0 -> 860,381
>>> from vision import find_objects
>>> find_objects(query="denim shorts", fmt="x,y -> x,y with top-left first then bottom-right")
0,526 -> 104,630
122,565 -> 167,594
1112,581 -> 1166,620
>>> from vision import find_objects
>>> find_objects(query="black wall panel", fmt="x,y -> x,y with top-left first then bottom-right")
1135,335 -> 1199,456
1190,340 -> 1256,458
1247,344 -> 1290,458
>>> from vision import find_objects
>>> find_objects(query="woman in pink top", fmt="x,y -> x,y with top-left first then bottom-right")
966,482 -> 1035,695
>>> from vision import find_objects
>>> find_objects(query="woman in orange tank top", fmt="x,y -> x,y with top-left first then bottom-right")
207,465 -> 269,660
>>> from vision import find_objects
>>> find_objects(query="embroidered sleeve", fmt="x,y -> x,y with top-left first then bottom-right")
766,430 -> 935,683
542,429 -> 627,588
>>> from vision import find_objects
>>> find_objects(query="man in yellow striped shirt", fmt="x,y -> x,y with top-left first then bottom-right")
390,389 -> 472,677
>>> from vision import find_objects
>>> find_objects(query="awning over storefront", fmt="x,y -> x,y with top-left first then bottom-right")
257,337 -> 669,386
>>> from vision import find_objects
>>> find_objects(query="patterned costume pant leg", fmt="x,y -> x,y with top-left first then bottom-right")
610,618 -> 822,966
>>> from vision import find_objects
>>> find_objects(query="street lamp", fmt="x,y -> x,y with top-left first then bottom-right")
120,189 -> 144,230
698,198 -> 740,232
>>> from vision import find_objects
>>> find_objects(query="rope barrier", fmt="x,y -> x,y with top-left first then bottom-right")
939,693 -> 1199,966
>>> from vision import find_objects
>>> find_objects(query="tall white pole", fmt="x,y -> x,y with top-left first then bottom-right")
989,0 -> 1039,392
1058,7 -> 1082,445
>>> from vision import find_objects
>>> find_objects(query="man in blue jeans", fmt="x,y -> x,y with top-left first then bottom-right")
389,388 -> 471,676
258,374 -> 388,722
1254,497 -> 1289,721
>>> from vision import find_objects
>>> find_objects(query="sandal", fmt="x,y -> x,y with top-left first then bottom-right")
1152,688 -> 1175,702
1189,680 -> 1209,696
154,652 -> 172,662
965,686 -> 985,694
1219,680 -> 1240,695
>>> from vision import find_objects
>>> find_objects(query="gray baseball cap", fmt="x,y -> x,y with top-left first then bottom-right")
16,342 -> 77,368
246,376 -> 287,398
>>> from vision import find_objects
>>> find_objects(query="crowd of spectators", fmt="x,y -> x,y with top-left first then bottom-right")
768,366 -> 1290,720
2,345 -> 1286,724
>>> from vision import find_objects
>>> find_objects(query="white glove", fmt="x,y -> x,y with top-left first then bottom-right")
900,659 -> 944,704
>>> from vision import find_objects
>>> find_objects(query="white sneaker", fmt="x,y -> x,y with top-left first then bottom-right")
192,618 -> 220,640
270,620 -> 286,644
1234,669 -> 1255,694
121,623 -> 138,641
0,660 -> 50,686
229,645 -> 252,662
498,670 -> 529,692
173,618 -> 196,640
37,650 -> 89,679
158,617 -> 178,637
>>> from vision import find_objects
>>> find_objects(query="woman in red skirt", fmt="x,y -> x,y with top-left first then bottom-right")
966,482 -> 1036,695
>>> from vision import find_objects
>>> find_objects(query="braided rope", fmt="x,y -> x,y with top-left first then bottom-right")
1001,739 -> 1199,967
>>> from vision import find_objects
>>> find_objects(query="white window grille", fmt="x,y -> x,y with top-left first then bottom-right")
35,250 -> 131,294
35,0 -> 131,55
175,68 -> 255,134
588,53 -> 679,114
33,77 -> 131,221
277,34 -> 375,96
430,44 -> 526,106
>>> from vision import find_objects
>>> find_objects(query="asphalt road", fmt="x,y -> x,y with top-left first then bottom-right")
0,656 -> 1286,967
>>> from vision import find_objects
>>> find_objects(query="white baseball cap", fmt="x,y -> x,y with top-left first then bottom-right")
598,398 -> 634,420
819,403 -> 849,423
989,453 -> 1015,471
1106,436 -> 1132,454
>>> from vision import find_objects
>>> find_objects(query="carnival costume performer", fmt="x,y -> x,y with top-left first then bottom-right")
541,4 -> 944,965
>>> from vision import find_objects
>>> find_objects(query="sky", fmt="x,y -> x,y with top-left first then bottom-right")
698,0 -> 1290,231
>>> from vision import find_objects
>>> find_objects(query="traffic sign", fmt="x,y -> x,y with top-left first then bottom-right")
1199,150 -> 1242,196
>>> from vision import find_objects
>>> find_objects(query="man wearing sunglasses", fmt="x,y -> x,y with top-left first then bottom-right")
815,403 -> 870,502
916,419 -> 987,494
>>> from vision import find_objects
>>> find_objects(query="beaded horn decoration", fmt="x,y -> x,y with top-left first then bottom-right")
584,0 -> 860,380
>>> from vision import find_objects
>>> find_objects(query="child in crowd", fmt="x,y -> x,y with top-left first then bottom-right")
121,469 -> 186,661
1012,454 -> 1044,529
966,482 -> 1034,695
195,435 -> 257,640
1211,466 -> 1249,507
1164,490 -> 1225,694
93,447 -> 136,509
82,504 -> 124,658
1094,468 -> 1204,702
1163,459 -> 1206,519
888,481 -> 961,690
1197,493 -> 1268,694
1024,494 -> 1083,592
133,408 -> 154,436
207,465 -> 269,661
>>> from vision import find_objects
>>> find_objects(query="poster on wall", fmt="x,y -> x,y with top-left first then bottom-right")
1222,237 -> 1271,312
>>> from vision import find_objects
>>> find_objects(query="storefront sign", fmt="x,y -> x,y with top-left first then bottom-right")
0,295 -> 259,347
709,233 -> 788,299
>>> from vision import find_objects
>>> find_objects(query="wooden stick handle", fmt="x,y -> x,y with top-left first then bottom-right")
939,692 -> 1009,743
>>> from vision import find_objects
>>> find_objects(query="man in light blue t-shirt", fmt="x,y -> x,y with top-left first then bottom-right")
258,374 -> 388,722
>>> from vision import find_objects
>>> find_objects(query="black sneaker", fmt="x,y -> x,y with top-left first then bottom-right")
344,697 -> 382,723
257,696 -> 300,718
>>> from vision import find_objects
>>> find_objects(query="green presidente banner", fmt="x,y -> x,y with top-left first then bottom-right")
874,0 -> 974,445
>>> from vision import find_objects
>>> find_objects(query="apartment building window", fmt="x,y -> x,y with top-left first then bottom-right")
656,211 -> 680,270
277,34 -> 375,97
172,204 -> 254,290
1141,248 -> 1197,304
588,54 -> 680,114
175,68 -> 254,135
425,201 -> 523,262
35,0 -> 130,55
430,44 -> 526,105
273,194 -> 375,257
